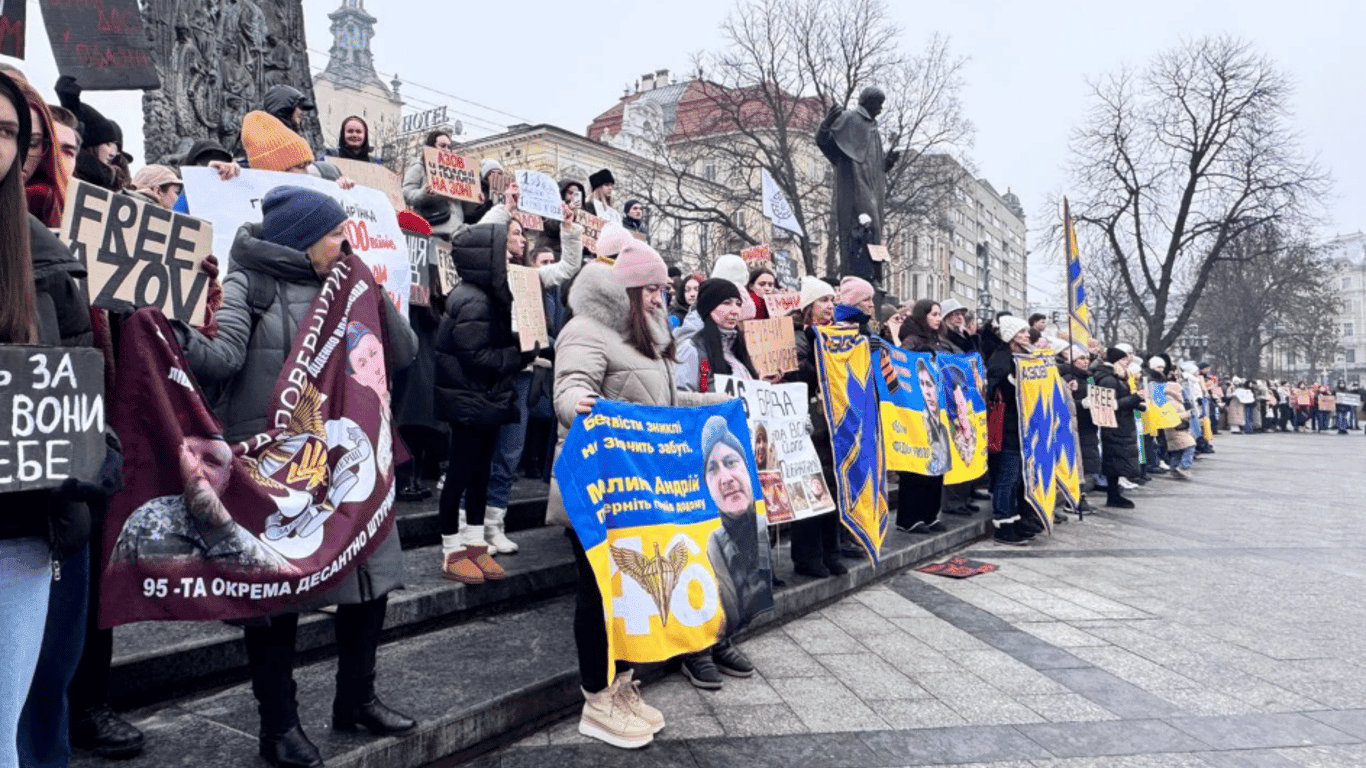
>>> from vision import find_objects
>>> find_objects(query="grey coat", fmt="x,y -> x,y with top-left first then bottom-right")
181,223 -> 418,605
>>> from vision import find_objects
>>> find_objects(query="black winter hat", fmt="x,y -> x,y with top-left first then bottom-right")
623,199 -> 642,216
1105,347 -> 1128,364
589,168 -> 615,190
695,278 -> 742,320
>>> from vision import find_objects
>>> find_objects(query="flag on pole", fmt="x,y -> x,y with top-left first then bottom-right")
761,168 -> 804,237
1063,198 -> 1093,348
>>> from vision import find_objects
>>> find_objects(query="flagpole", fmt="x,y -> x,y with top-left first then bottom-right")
1064,197 -> 1074,366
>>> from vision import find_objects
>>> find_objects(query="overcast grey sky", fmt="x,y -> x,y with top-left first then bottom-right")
7,0 -> 1362,304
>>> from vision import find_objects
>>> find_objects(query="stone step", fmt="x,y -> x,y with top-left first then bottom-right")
85,515 -> 991,768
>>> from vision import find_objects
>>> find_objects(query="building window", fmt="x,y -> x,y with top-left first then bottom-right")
1344,276 -> 1353,290
1347,349 -> 1357,364
1345,322 -> 1356,338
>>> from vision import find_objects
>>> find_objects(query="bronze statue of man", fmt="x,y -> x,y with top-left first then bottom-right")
816,87 -> 900,284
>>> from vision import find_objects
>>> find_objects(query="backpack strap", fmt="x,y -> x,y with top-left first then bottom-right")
241,268 -> 277,324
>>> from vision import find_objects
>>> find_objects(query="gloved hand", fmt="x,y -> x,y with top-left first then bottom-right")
55,76 -> 82,111
519,342 -> 542,367
537,343 -> 555,363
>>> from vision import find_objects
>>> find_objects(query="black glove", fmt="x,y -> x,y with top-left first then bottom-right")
57,430 -> 124,503
537,343 -> 555,363
519,342 -> 542,367
55,75 -> 82,112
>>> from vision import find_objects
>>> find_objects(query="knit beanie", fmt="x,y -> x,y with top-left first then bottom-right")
837,276 -> 875,308
261,186 -> 349,253
798,276 -> 835,310
1106,346 -> 1129,364
701,415 -> 746,465
996,315 -> 1028,343
710,254 -> 749,291
397,210 -> 432,236
623,198 -> 642,216
595,222 -> 636,262
480,158 -> 504,179
1115,342 -> 1134,355
241,111 -> 314,172
695,278 -> 742,319
1148,356 -> 1166,372
612,240 -> 669,289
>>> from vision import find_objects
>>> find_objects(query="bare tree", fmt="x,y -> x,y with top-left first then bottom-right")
626,0 -> 972,277
1066,36 -> 1329,354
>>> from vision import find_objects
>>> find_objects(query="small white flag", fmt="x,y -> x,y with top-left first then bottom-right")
761,168 -> 803,237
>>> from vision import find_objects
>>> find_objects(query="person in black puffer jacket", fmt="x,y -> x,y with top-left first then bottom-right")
1094,347 -> 1146,508
433,222 -> 544,585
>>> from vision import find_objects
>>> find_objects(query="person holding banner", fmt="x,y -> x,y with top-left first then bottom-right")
547,243 -> 730,748
895,300 -> 952,533
177,187 -> 419,767
1058,345 -> 1099,514
985,316 -> 1034,545
1095,347 -> 1147,509
674,279 -> 761,393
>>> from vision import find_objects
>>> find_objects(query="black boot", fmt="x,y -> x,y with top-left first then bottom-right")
332,598 -> 417,735
259,723 -> 323,768
70,705 -> 145,759
245,616 -> 322,768
1105,485 -> 1135,509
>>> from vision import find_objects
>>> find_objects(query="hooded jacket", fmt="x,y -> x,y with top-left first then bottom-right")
433,223 -> 524,426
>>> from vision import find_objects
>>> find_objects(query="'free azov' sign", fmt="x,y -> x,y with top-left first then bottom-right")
60,180 -> 214,325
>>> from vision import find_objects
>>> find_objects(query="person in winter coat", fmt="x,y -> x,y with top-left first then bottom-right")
15,76 -> 67,228
178,186 -> 419,768
325,115 -> 375,163
938,299 -> 977,355
746,265 -> 776,320
784,277 -> 845,578
670,272 -> 704,328
622,198 -> 648,241
710,254 -> 758,320
402,130 -> 468,238
262,85 -> 314,133
1058,345 -> 1098,514
52,76 -> 124,192
985,316 -> 1033,544
587,168 -> 622,226
433,221 -> 547,584
674,278 -> 760,392
546,244 -> 734,748
1093,347 -> 1146,509
895,300 -> 952,533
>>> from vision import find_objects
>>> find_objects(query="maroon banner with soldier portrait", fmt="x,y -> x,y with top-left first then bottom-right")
100,253 -> 402,626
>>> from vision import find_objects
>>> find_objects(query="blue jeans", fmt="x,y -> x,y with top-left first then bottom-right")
18,545 -> 89,768
1336,406 -> 1352,432
1242,403 -> 1255,433
0,538 -> 53,768
487,371 -> 532,509
1316,410 -> 1331,431
1171,446 -> 1195,470
991,451 -> 1023,523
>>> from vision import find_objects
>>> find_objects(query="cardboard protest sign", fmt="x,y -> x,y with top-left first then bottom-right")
1318,395 -> 1337,412
515,170 -> 564,221
37,0 -> 160,90
938,354 -> 988,484
741,318 -> 797,379
100,257 -> 402,626
60,180 -> 213,325
866,244 -> 890,263
434,238 -> 458,295
1,0 -> 25,59
1016,355 -> 1082,532
573,209 -> 607,255
512,210 -> 544,233
873,346 -> 950,477
554,399 -> 773,681
0,346 -> 105,493
715,375 -> 834,524
422,147 -> 481,203
506,264 -> 548,352
182,167 -> 411,315
1089,384 -> 1118,428
404,232 -> 432,307
763,291 -> 801,318
330,158 -> 404,212
740,243 -> 773,267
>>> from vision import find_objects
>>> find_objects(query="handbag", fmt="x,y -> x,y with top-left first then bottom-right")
987,389 -> 1006,454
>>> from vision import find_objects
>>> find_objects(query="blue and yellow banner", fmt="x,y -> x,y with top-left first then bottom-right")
1063,197 -> 1094,349
938,353 -> 988,484
555,400 -> 774,678
1015,355 -> 1082,530
814,326 -> 888,564
1141,382 -> 1183,434
874,345 -> 951,477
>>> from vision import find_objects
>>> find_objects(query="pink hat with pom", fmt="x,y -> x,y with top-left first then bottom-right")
612,241 -> 669,288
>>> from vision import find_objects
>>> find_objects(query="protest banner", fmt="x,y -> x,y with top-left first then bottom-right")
404,232 -> 432,307
1293,388 -> 1312,407
100,253 -> 403,627
0,346 -> 105,493
422,147 -> 481,203
573,208 -> 607,255
873,345 -> 948,477
37,0 -> 160,90
1233,387 -> 1255,404
938,353 -> 988,484
814,326 -> 887,563
512,210 -> 544,233
1338,392 -> 1361,408
741,318 -> 797,379
1318,395 -> 1337,412
330,158 -> 404,212
1089,384 -> 1118,429
1015,355 -> 1082,532
1,0 -> 25,59
763,291 -> 802,318
183,167 -> 411,315
741,243 -> 773,268
715,375 -> 834,524
60,180 -> 213,325
506,264 -> 548,352
433,238 -> 458,295
554,399 -> 773,681
774,250 -> 799,291
514,170 -> 564,221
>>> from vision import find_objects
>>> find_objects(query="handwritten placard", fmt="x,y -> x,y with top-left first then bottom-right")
404,232 -> 432,307
434,238 -> 458,296
763,291 -> 801,317
507,264 -> 548,352
60,180 -> 213,324
423,147 -> 481,203
741,243 -> 773,267
1089,385 -> 1118,428
1337,392 -> 1361,408
514,170 -> 563,221
332,158 -> 404,212
573,208 -> 607,255
742,318 -> 798,378
37,0 -> 160,90
0,346 -> 106,492
1,0 -> 25,59
1318,395 -> 1337,412
512,210 -> 544,233
867,244 -> 890,263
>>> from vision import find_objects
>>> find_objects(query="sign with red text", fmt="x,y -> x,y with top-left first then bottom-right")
0,346 -> 105,493
37,0 -> 160,90
763,291 -> 801,318
1,0 -> 25,59
742,318 -> 798,378
423,147 -> 481,203
1089,385 -> 1118,429
574,208 -> 607,255
741,243 -> 773,267
512,210 -> 544,233
60,180 -> 213,325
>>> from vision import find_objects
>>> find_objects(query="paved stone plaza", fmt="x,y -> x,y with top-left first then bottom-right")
483,433 -> 1366,768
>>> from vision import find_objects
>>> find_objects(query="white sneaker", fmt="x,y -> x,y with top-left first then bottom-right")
1118,477 -> 1139,491
1157,461 -> 1171,471
578,686 -> 654,749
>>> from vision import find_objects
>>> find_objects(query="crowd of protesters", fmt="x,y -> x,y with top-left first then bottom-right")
3,60 -> 1363,768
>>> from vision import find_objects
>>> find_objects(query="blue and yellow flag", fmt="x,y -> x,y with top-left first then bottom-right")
1016,355 -> 1083,530
873,345 -> 950,477
1063,198 -> 1094,349
555,400 -> 774,679
938,353 -> 988,484
1141,381 -> 1184,434
814,326 -> 888,564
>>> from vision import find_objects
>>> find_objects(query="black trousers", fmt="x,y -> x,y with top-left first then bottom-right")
69,502 -> 112,716
895,472 -> 944,529
790,511 -> 840,567
439,425 -> 499,532
567,530 -> 627,694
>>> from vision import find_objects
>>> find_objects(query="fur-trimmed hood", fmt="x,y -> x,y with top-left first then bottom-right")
567,261 -> 631,335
